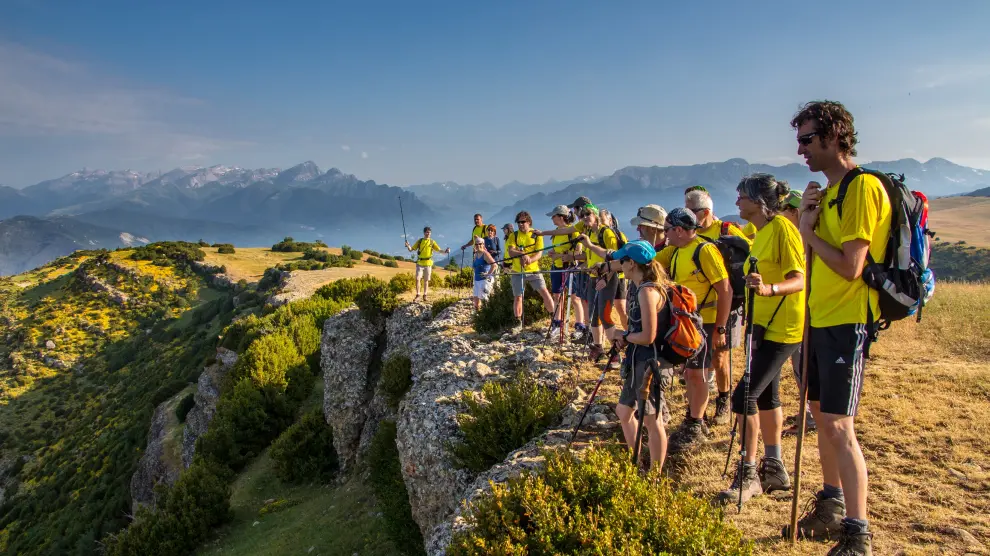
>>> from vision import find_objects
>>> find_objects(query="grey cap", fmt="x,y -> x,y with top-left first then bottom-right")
665,207 -> 699,230
546,204 -> 570,218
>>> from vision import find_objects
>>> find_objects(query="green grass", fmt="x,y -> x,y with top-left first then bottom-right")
168,287 -> 227,331
196,452 -> 397,556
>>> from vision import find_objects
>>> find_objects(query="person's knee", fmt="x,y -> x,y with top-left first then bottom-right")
817,413 -> 855,444
616,404 -> 635,422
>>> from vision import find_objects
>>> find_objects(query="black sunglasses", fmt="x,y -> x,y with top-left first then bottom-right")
619,256 -> 632,264
797,131 -> 820,146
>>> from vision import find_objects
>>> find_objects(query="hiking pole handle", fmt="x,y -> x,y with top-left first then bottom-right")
789,248 -> 814,543
631,361 -> 656,466
738,256 -> 759,513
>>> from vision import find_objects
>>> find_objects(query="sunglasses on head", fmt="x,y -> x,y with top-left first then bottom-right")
797,131 -> 820,146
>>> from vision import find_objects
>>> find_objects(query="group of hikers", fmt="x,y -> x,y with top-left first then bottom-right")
402,100 -> 934,556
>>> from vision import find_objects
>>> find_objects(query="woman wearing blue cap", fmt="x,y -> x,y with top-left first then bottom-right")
607,239 -> 672,471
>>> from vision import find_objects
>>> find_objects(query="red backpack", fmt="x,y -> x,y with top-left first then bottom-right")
656,284 -> 706,365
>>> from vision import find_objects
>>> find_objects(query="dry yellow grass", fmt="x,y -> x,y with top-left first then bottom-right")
928,196 -> 990,248
201,248 -> 304,281
566,282 -> 989,554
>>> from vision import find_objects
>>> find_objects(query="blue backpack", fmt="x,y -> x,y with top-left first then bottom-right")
833,168 -> 936,330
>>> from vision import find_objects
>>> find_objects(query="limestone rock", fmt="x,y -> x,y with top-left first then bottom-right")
130,390 -> 189,512
181,348 -> 238,468
44,340 -> 56,350
322,309 -> 385,472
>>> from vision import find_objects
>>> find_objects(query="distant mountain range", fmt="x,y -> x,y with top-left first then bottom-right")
2,157 -> 987,276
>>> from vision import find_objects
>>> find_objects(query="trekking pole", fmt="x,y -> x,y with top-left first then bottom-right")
722,308 -> 738,478
398,196 -> 408,244
789,249 -> 814,543
568,344 -> 620,447
737,256 -> 759,514
632,360 -> 657,466
562,272 -> 573,345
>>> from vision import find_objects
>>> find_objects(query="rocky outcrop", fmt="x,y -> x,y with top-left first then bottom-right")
321,309 -> 386,472
74,265 -> 129,305
392,300 -> 582,546
181,347 -> 239,468
130,389 -> 190,512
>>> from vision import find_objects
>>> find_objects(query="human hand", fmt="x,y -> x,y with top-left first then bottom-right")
746,273 -> 769,296
714,330 -> 727,349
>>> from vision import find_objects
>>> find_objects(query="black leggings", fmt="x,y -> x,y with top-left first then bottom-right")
586,272 -> 619,329
731,339 -> 800,416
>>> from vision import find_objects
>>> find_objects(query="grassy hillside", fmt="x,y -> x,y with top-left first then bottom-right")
928,196 -> 990,248
0,243 -> 245,554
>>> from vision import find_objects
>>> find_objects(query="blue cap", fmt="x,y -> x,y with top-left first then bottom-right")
611,239 -> 656,264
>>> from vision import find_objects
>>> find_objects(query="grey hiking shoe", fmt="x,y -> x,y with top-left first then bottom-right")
827,522 -> 873,556
712,396 -> 731,426
668,417 -> 707,454
759,457 -> 791,492
781,491 -> 846,540
715,463 -> 762,506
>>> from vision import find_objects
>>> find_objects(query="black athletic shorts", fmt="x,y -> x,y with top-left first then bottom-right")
618,356 -> 672,416
686,323 -> 716,370
731,339 -> 800,416
615,278 -> 628,300
806,324 -> 869,417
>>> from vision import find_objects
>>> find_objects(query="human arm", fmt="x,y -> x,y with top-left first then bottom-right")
711,278 -> 731,348
747,271 -> 804,297
624,287 -> 661,346
799,179 -> 874,282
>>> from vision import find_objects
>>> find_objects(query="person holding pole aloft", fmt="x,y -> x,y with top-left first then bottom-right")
405,226 -> 450,302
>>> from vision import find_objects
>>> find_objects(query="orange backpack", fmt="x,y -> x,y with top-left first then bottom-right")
657,284 -> 706,365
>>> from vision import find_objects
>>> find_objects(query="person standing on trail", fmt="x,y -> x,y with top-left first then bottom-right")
685,188 -> 752,426
544,205 -> 583,339
483,224 -> 502,266
655,208 -> 731,453
715,173 -> 805,508
572,204 -> 623,361
501,223 -> 514,271
783,100 -> 891,556
505,211 -> 556,333
471,237 -> 497,310
630,204 -> 668,251
605,239 -> 670,472
599,208 -> 630,329
460,213 -> 486,251
405,226 -> 450,302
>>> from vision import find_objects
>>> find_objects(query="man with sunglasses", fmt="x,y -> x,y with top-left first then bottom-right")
505,211 -> 556,333
783,100 -> 890,556
655,208 -> 731,453
684,188 -> 752,427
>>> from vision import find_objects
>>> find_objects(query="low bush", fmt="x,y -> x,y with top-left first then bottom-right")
269,409 -> 338,483
448,446 -> 752,555
380,355 -> 412,408
349,250 -> 364,261
175,392 -> 196,423
367,256 -> 384,265
389,273 -> 415,294
449,373 -> 569,472
315,275 -> 383,303
368,421 -> 426,556
430,295 -> 460,317
363,249 -> 381,257
355,281 -> 399,322
216,244 -> 236,254
473,275 -> 547,334
444,267 -> 473,289
384,260 -> 399,268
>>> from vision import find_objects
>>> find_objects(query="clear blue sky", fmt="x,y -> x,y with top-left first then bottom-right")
2,0 -> 989,187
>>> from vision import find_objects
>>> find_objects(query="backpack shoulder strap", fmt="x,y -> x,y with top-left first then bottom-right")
691,240 -> 713,283
828,166 -> 866,219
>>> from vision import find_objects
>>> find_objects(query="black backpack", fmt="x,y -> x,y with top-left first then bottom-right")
689,222 -> 750,313
830,167 -> 936,329
597,223 -> 628,250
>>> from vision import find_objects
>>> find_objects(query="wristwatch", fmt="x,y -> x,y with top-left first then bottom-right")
771,283 -> 779,296
716,325 -> 727,335
622,330 -> 631,342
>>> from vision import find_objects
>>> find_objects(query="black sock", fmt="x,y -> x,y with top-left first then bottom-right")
718,391 -> 730,400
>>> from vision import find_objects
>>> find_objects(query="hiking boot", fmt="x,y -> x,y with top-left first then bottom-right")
781,491 -> 846,540
570,326 -> 586,342
759,457 -> 791,492
511,321 -> 524,334
588,344 -> 604,362
668,417 -> 707,454
715,463 -> 762,507
547,322 -> 561,341
712,396 -> 731,426
827,522 -> 873,556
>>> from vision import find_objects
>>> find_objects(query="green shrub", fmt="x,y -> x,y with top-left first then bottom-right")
269,409 -> 338,484
473,275 -> 547,333
444,267 -> 473,289
239,331 -> 304,389
103,461 -> 232,556
175,393 -> 196,423
384,260 -> 399,268
355,281 -> 400,322
340,244 -> 353,256
431,295 -> 460,317
315,275 -> 383,303
349,250 -> 364,261
258,498 -> 297,516
389,273 -> 415,294
448,446 -> 752,555
368,421 -> 426,556
367,256 -> 384,265
216,244 -> 236,254
380,355 -> 412,408
449,373 -> 569,472
363,249 -> 381,257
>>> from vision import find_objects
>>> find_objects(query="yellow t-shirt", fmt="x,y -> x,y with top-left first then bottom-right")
587,226 -> 619,268
741,221 -> 758,240
745,216 -> 805,344
550,229 -> 579,269
699,219 -> 753,247
809,171 -> 892,328
657,236 -> 728,323
471,225 -> 485,239
412,238 -> 442,267
506,230 -> 544,273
